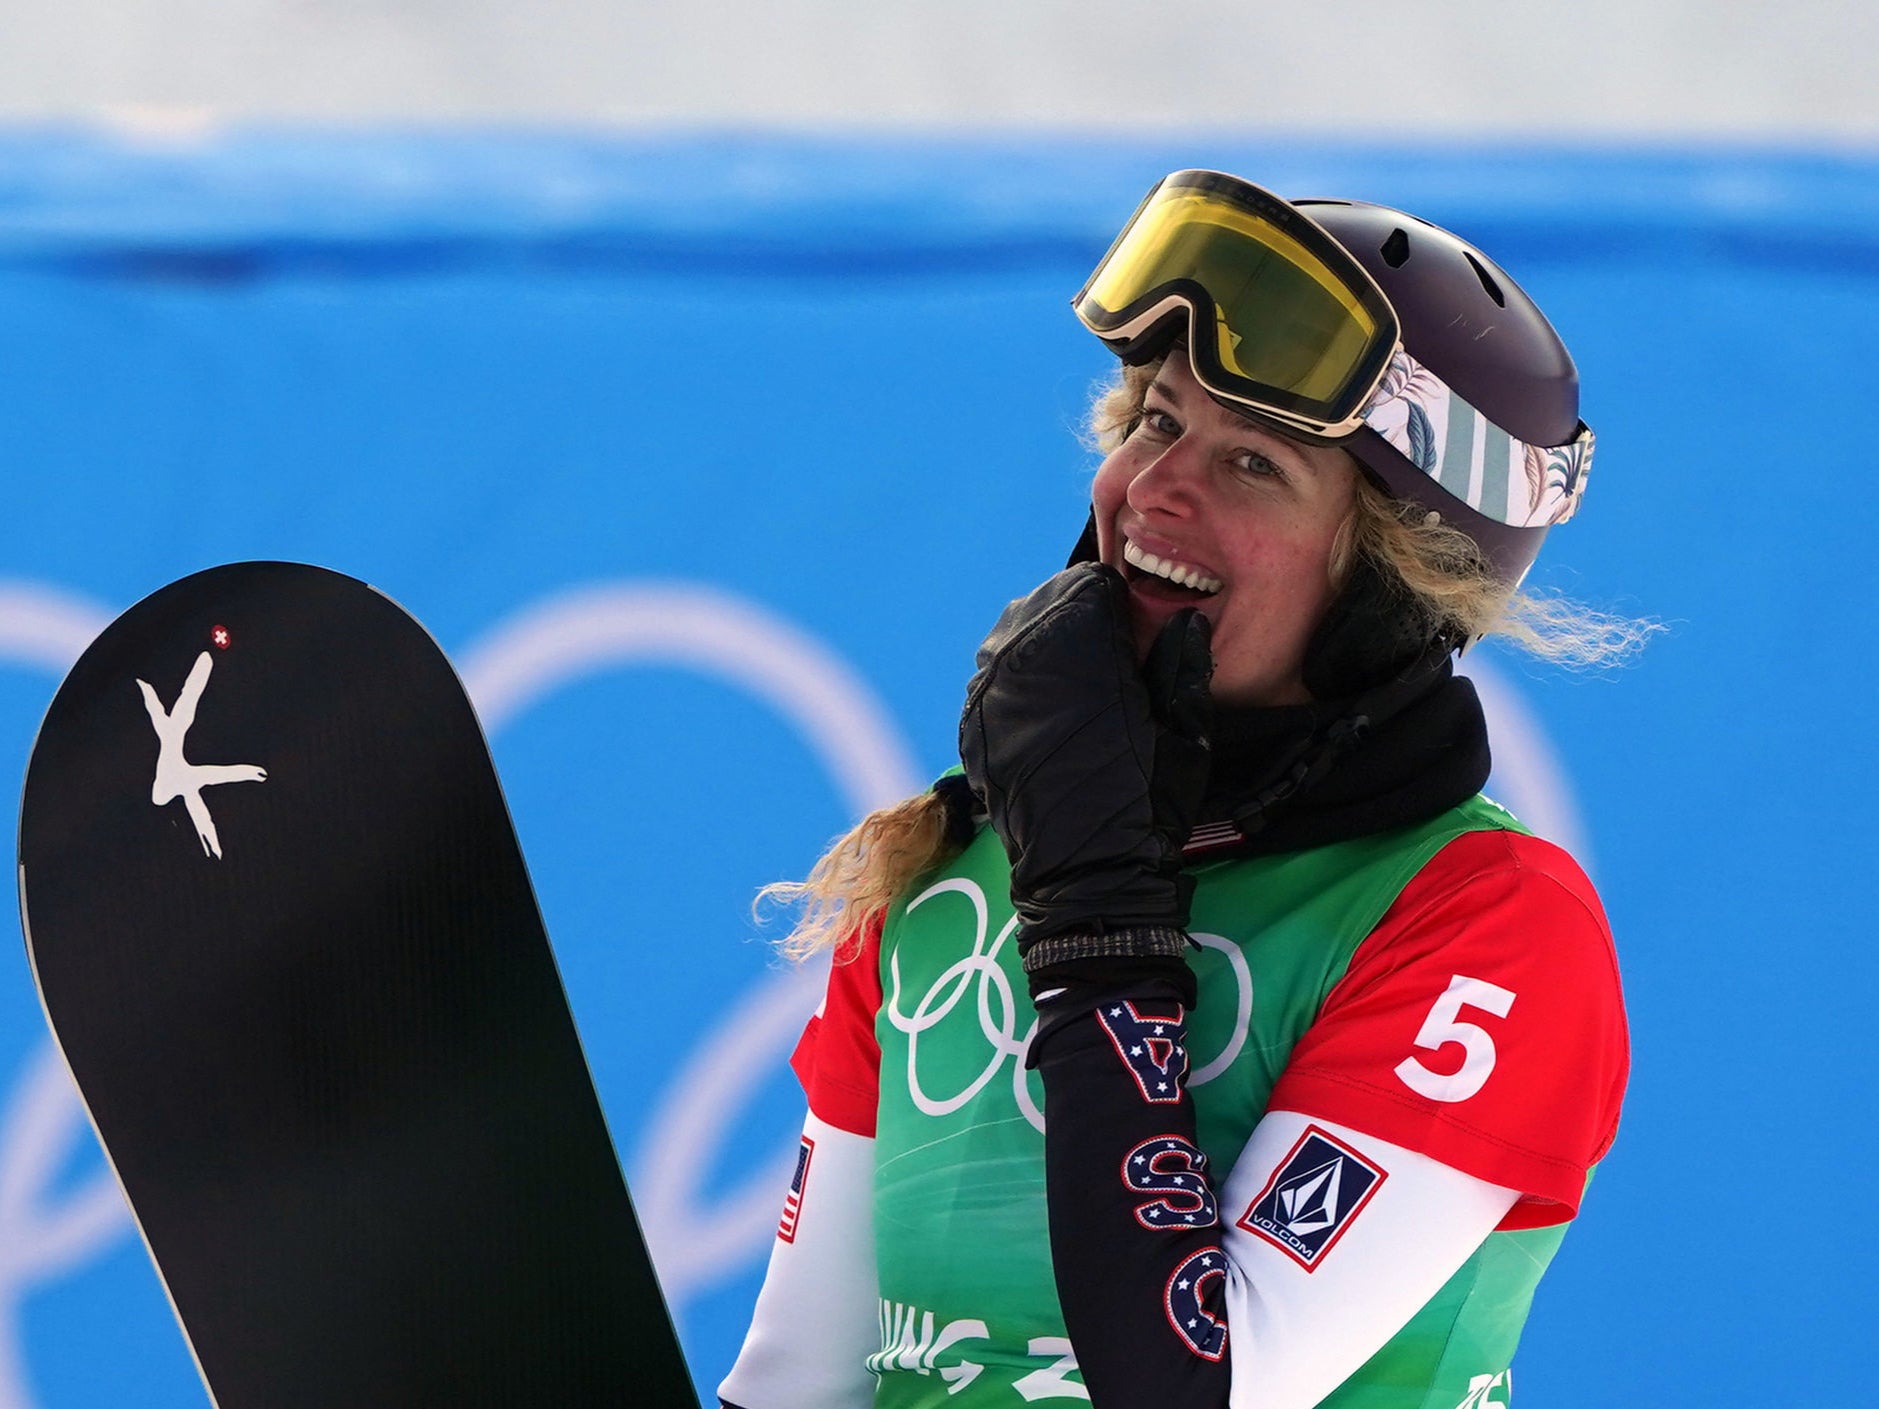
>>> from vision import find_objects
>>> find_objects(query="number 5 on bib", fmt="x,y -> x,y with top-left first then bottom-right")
1393,975 -> 1516,1103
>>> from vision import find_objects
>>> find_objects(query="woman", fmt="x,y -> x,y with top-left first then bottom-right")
720,170 -> 1642,1409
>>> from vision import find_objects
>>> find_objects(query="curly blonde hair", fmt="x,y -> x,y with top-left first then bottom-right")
763,359 -> 1657,959
757,789 -> 957,962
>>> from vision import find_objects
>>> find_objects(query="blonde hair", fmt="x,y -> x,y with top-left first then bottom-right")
756,789 -> 959,962
766,359 -> 1656,960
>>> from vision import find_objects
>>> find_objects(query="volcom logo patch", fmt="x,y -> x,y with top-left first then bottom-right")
137,648 -> 268,860
1236,1126 -> 1387,1270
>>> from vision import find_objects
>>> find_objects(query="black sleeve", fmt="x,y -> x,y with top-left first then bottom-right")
1030,975 -> 1233,1409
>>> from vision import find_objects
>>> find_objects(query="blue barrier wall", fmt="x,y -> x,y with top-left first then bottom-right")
0,133 -> 1873,1408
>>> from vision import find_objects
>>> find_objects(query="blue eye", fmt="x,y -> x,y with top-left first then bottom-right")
1235,452 -> 1284,481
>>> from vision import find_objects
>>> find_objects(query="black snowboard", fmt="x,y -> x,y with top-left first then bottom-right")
19,561 -> 700,1409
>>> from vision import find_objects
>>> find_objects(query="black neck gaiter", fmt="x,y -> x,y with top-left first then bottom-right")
1196,649 -> 1493,859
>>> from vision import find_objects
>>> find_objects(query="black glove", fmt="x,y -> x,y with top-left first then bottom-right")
959,564 -> 1213,971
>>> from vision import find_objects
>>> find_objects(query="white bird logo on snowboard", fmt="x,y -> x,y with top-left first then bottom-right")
137,650 -> 268,859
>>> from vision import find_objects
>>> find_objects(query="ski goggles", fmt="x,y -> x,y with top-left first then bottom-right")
1074,171 -> 1594,528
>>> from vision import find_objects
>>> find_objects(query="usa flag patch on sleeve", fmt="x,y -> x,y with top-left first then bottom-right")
778,1134 -> 815,1243
1236,1125 -> 1387,1270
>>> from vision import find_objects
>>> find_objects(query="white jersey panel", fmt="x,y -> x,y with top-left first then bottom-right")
1219,1111 -> 1520,1409
718,1114 -> 878,1409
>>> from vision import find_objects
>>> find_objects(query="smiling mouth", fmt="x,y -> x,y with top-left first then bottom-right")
1122,539 -> 1222,596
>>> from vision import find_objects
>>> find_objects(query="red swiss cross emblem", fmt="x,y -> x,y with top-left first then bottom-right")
210,625 -> 231,650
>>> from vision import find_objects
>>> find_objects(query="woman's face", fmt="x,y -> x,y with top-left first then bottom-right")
1091,354 -> 1360,707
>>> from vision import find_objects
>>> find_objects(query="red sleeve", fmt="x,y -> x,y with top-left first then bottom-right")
1268,829 -> 1628,1228
789,914 -> 884,1138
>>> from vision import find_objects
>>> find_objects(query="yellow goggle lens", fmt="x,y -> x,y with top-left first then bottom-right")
1085,189 -> 1385,410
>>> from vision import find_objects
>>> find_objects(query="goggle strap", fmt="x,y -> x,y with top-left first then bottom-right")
1362,349 -> 1593,529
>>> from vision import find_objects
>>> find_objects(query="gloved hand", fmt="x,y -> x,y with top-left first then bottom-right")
959,563 -> 1213,972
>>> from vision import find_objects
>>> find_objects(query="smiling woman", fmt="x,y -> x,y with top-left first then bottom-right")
1089,357 -> 1657,683
721,171 -> 1647,1409
1092,353 -> 1361,706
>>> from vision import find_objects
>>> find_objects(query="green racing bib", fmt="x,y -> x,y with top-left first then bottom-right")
867,795 -> 1566,1408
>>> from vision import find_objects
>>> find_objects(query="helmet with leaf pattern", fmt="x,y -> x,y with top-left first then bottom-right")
1294,198 -> 1590,592
1070,173 -> 1597,695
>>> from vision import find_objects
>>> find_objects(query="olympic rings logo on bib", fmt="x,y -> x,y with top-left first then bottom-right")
885,876 -> 1254,1133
